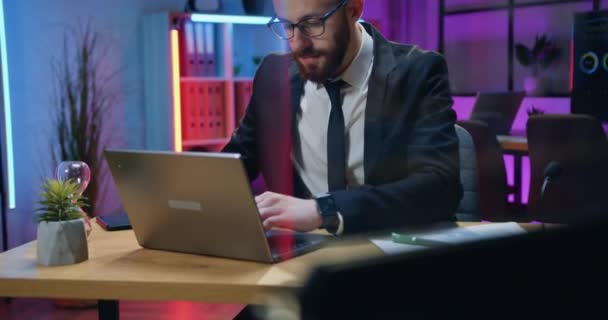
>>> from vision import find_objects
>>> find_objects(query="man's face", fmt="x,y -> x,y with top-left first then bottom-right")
273,0 -> 352,83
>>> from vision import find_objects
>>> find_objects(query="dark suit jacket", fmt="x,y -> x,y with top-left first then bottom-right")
223,23 -> 462,234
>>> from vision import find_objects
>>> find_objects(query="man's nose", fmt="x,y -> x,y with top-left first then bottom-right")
290,27 -> 312,53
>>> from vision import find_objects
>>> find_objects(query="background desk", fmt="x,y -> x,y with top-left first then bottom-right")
0,221 -> 543,320
497,135 -> 528,216
497,135 -> 527,153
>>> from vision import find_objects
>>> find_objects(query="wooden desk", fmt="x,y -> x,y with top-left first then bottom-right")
0,221 -> 543,319
497,135 -> 528,153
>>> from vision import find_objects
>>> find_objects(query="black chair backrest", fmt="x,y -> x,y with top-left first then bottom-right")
454,124 -> 480,221
457,120 -> 510,221
527,114 -> 608,223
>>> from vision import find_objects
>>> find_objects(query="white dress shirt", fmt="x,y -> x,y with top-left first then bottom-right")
292,24 -> 374,234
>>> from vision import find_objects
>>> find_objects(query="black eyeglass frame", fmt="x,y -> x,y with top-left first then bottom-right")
266,0 -> 348,40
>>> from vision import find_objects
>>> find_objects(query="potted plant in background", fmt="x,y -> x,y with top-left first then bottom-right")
527,106 -> 546,117
515,34 -> 561,96
36,179 -> 89,266
50,20 -> 120,218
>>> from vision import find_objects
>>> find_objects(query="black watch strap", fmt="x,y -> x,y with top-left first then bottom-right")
315,193 -> 340,234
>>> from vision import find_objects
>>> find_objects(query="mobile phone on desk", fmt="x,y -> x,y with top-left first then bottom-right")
96,212 -> 132,231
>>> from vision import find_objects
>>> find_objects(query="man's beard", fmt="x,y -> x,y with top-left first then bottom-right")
293,20 -> 351,83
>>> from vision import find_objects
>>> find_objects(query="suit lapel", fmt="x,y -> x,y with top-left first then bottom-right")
362,23 -> 397,182
258,56 -> 300,195
290,62 -> 305,123
289,62 -> 306,196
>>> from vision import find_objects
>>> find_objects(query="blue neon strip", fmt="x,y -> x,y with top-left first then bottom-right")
0,0 -> 15,209
190,13 -> 271,25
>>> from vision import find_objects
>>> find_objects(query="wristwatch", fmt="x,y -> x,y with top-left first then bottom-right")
314,193 -> 341,234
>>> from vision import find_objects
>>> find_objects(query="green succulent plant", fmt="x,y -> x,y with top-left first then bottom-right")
252,56 -> 263,66
36,179 -> 89,222
527,106 -> 545,116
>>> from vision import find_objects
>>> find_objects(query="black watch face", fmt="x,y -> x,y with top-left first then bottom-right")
324,215 -> 340,233
318,195 -> 337,214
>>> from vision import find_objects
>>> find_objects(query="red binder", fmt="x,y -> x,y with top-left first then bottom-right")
180,82 -> 196,141
235,80 -> 254,123
198,81 -> 209,139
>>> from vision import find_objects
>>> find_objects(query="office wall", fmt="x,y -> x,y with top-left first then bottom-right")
445,10 -> 510,93
404,0 -> 440,51
362,0 -> 391,36
2,0 -> 184,248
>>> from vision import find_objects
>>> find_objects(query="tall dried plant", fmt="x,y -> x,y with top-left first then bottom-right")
50,21 -> 119,217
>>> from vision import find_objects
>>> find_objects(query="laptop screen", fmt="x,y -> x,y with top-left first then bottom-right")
470,91 -> 525,135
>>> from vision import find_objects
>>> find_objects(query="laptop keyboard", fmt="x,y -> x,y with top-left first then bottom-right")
266,230 -> 330,261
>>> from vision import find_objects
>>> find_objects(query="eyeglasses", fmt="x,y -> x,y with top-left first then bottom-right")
267,0 -> 348,40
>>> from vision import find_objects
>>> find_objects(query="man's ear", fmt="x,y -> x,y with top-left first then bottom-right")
347,0 -> 364,21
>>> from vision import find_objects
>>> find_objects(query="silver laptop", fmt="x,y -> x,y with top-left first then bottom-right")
469,91 -> 526,135
104,149 -> 330,263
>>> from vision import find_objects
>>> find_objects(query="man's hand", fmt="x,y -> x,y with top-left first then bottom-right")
256,191 -> 322,232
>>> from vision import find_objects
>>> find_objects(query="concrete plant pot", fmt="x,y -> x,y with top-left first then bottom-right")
37,218 -> 88,266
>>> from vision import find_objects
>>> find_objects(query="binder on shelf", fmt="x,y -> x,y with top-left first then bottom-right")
180,82 -> 197,141
204,23 -> 216,77
206,81 -> 225,139
235,80 -> 254,124
194,22 -> 205,76
198,81 -> 209,140
181,20 -> 197,77
189,82 -> 199,141
207,82 -> 217,138
190,80 -> 200,140
215,82 -> 225,138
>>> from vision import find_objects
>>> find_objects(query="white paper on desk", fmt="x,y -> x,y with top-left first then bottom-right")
371,222 -> 526,255
370,238 -> 428,255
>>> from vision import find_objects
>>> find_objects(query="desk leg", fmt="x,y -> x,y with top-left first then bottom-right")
98,300 -> 119,320
514,153 -> 522,206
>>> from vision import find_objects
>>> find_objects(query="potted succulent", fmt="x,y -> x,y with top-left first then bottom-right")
527,106 -> 545,116
36,178 -> 89,266
515,34 -> 561,96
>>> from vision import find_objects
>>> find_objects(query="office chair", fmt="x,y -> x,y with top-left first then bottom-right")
454,125 -> 481,221
526,114 -> 608,223
457,120 -> 511,221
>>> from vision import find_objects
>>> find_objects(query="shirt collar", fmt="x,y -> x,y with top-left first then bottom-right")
339,23 -> 374,89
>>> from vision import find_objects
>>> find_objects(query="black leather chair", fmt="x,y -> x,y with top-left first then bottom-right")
457,120 -> 511,221
527,114 -> 608,223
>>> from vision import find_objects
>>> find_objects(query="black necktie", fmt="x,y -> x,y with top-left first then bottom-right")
325,80 -> 347,191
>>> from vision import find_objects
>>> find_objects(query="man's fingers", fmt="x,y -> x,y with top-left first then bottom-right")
259,206 -> 282,221
255,191 -> 277,203
256,195 -> 280,209
263,215 -> 295,231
